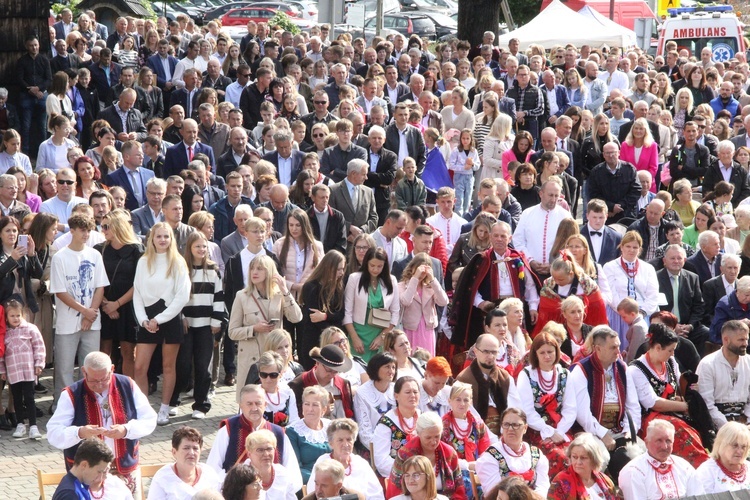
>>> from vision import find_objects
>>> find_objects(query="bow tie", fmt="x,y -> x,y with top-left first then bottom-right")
590,231 -> 602,237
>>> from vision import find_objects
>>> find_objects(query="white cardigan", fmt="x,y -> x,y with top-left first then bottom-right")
343,272 -> 400,327
602,258 -> 659,315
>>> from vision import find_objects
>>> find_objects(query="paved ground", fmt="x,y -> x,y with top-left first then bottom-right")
0,367 -> 239,499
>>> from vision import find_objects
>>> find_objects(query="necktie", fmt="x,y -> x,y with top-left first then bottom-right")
590,231 -> 602,236
351,185 -> 358,211
671,275 -> 680,322
129,170 -> 142,205
187,145 -> 193,162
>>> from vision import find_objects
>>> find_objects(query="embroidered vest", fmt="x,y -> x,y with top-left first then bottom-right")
64,374 -> 139,474
487,445 -> 542,488
219,415 -> 285,472
632,358 -> 678,418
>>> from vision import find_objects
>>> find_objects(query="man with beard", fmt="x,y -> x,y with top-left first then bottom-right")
455,334 -> 522,436
206,384 -> 302,484
697,319 -> 750,428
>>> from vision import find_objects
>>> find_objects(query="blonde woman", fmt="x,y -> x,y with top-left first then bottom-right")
441,86 -> 475,132
244,429 -> 298,500
481,113 -> 513,181
672,178 -> 701,226
133,221 -> 191,426
672,87 -> 695,138
246,328 -> 304,386
620,117 -> 658,191
286,385 -> 332,483
398,253 -> 449,357
228,255 -> 302,401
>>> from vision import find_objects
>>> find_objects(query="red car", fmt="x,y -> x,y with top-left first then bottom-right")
220,6 -> 277,26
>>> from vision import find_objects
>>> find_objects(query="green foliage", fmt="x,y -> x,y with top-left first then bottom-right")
269,11 -> 301,35
140,0 -> 158,20
51,0 -> 82,16
507,0 -> 544,26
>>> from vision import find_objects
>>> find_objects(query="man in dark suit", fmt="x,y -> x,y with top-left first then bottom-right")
392,224 -> 444,285
528,127 -> 574,175
52,9 -> 75,42
105,17 -> 133,51
657,244 -> 709,354
397,73 -> 425,104
551,47 -> 585,78
105,67 -> 151,119
300,90 -> 336,144
363,126 -> 398,226
383,66 -> 410,117
702,142 -> 750,207
356,48 -> 378,78
587,142 -> 642,224
202,59 -> 232,103
262,130 -> 306,186
170,68 -> 201,119
627,199 -> 669,260
217,127 -> 253,179
104,140 -> 155,212
89,48 -> 122,106
146,40 -> 178,94
684,230 -> 722,284
385,103 -> 426,175
581,199 -> 622,265
163,119 -> 215,178
731,115 -> 750,150
320,120 -> 368,182
50,39 -> 72,74
142,135 -> 165,178
131,177 -> 166,238
187,160 -> 224,208
97,88 -> 148,143
324,63 -> 358,110
210,171 -> 255,243
329,159 -> 378,242
539,70 -> 570,126
702,254 -> 740,328
307,184 -> 347,255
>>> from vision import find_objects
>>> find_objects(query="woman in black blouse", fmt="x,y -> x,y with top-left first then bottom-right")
95,209 -> 144,378
299,250 -> 346,370
510,163 -> 542,211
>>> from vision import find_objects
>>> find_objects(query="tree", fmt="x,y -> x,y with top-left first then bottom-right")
457,0 -> 543,46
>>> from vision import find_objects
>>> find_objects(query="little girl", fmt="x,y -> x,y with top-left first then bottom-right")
0,300 -> 45,440
448,128 -> 480,215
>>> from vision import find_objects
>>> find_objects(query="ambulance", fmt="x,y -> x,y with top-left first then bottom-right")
656,4 -> 746,61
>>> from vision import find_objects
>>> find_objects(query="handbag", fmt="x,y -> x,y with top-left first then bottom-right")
367,307 -> 391,329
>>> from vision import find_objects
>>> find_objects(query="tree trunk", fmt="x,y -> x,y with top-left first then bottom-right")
457,0 -> 501,47
0,0 -> 50,89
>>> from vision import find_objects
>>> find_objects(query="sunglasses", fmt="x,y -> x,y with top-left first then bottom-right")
313,133 -> 326,138
259,371 -> 280,379
101,224 -> 110,231
57,179 -> 75,185
314,101 -> 328,105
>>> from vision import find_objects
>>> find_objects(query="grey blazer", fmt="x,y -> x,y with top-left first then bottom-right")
131,205 -> 158,239
220,230 -> 245,265
328,180 -> 378,235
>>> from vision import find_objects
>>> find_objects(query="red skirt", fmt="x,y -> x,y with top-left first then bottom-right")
526,428 -> 569,480
640,411 -> 710,468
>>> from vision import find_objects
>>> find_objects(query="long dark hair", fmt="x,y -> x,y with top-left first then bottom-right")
302,250 -> 345,313
511,131 -> 533,160
27,212 -> 58,251
358,247 -> 393,295
180,184 -> 203,223
279,208 -> 320,269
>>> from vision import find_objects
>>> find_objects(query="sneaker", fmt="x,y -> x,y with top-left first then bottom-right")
28,425 -> 42,440
185,389 -> 194,398
12,424 -> 25,438
191,410 -> 205,419
156,409 -> 170,426
208,388 -> 216,400
168,407 -> 178,417
34,383 -> 47,394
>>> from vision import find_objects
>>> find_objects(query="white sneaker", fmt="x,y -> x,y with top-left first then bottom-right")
12,424 -> 25,438
185,389 -> 194,398
208,388 -> 216,400
191,410 -> 205,419
168,407 -> 178,417
28,425 -> 42,440
156,409 -> 170,426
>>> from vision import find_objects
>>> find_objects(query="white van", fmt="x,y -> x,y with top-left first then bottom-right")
656,5 -> 746,61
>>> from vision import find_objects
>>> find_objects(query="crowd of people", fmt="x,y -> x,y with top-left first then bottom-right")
4,5 -> 750,500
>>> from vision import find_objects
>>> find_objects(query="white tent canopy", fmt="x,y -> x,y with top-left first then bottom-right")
577,5 -> 637,47
497,0 -> 637,50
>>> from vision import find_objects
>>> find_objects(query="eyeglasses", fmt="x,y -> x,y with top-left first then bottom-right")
57,179 -> 75,185
332,338 -> 348,347
355,245 -> 370,251
101,224 -> 111,231
697,125 -> 706,129
403,473 -> 425,481
476,348 -> 499,357
502,422 -> 525,430
314,100 -> 328,105
259,371 -> 280,379
313,133 -> 327,138
253,446 -> 275,454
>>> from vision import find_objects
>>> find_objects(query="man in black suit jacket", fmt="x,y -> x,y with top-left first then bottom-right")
202,59 -> 232,103
702,146 -> 750,207
702,254 -> 740,329
363,126 -> 398,226
307,184 -> 347,255
170,68 -> 201,119
384,103 -> 426,174
627,200 -> 669,260
684,230 -> 722,284
262,131 -> 305,186
97,88 -> 148,142
320,121 -> 368,182
657,244 -> 709,354
581,200 -> 621,265
106,67 -> 151,118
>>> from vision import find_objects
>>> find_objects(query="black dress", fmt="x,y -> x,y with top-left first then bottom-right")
95,242 -> 144,344
298,281 -> 345,370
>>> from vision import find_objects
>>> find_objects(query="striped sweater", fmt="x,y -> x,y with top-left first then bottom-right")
182,265 -> 227,329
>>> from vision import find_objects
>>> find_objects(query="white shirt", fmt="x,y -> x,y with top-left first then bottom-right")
146,463 -> 222,500
619,453 -> 704,500
241,462 -> 297,500
512,204 -> 571,264
696,458 -> 750,493
602,257 -> 659,313
40,195 -> 90,234
628,355 -> 680,411
516,366 -> 577,439
240,247 -> 265,286
597,69 -> 629,94
587,224 -> 605,263
353,380 -> 395,448
475,442 -> 550,496
373,408 -> 416,477
471,251 -> 541,311
426,212 -> 467,253
225,81 -> 249,108
546,86 -> 559,117
697,349 -> 750,428
51,229 -> 106,252
47,377 -> 157,452
277,154 -> 292,186
568,361 -> 641,438
723,275 -> 737,296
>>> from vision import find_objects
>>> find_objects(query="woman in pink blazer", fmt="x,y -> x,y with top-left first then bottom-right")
619,117 -> 659,192
398,253 -> 449,357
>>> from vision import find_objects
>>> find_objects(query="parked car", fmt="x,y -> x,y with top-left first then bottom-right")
345,0 -> 401,21
419,11 -> 456,38
400,0 -> 456,16
294,0 -> 319,21
204,2 -> 253,21
220,6 -> 278,25
364,12 -> 437,39
250,1 -> 304,17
